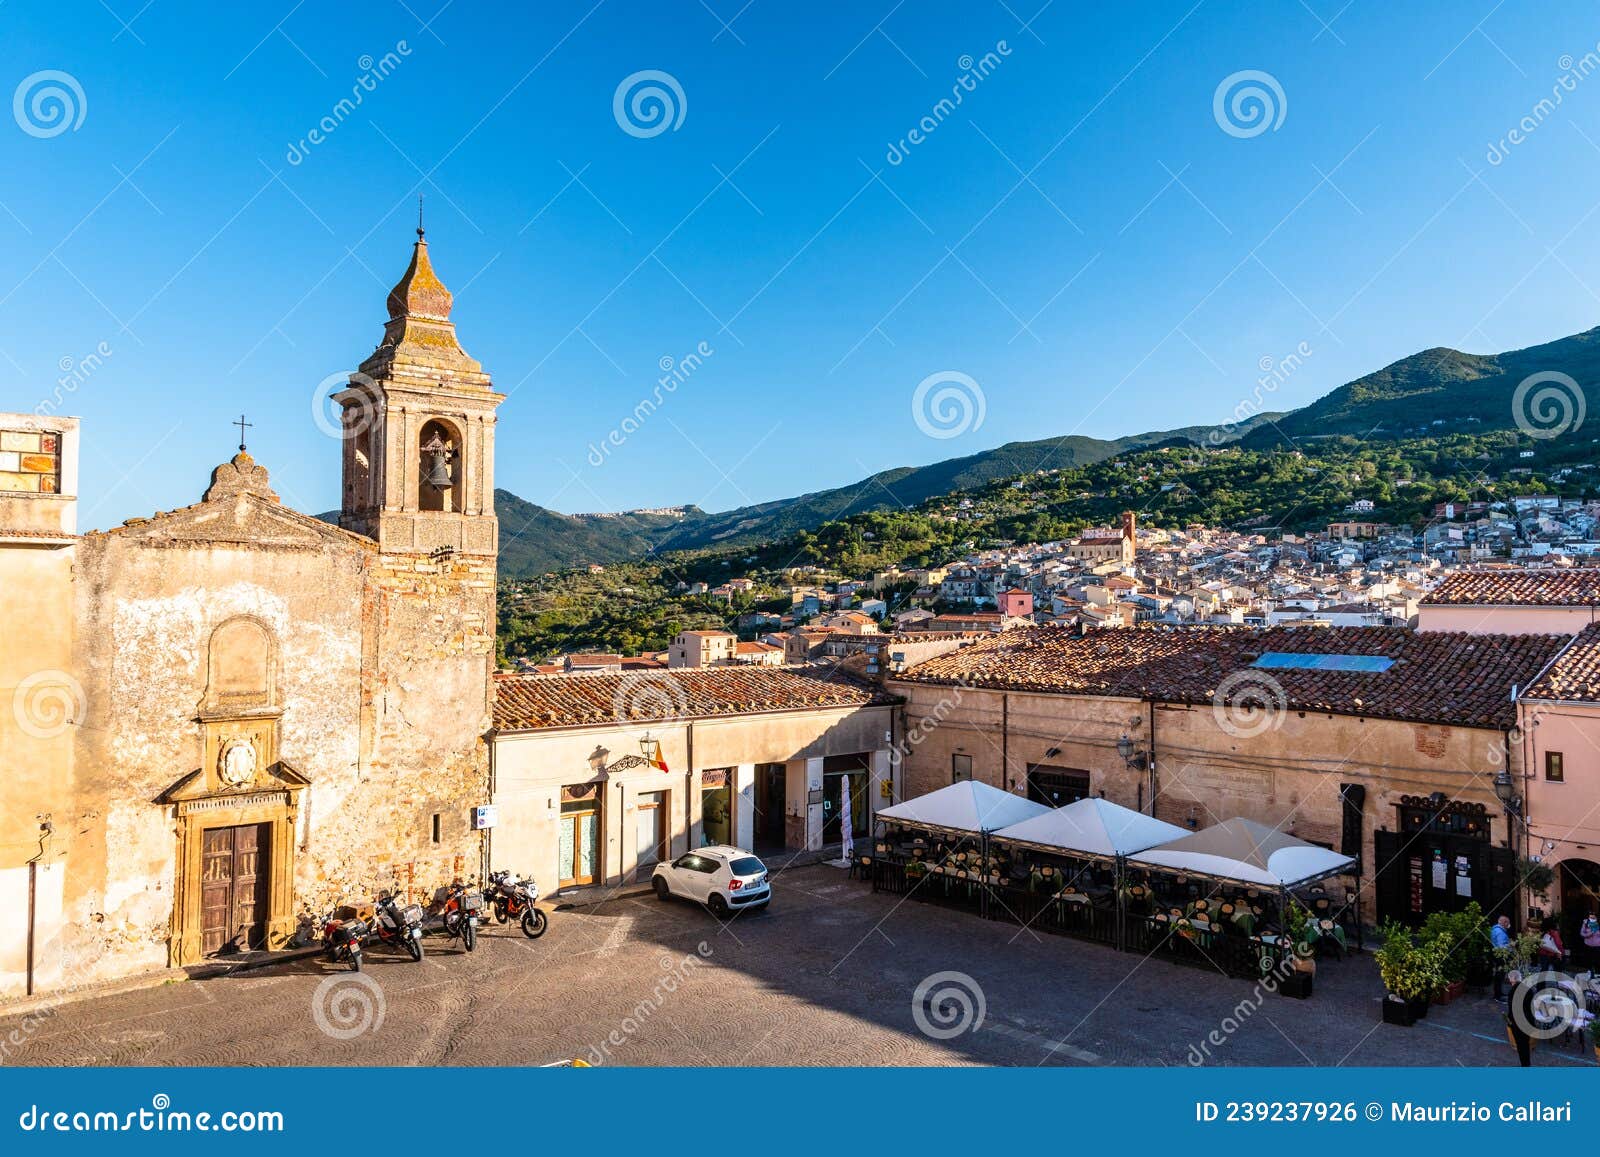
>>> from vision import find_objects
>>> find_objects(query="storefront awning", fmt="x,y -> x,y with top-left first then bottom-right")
877,781 -> 1048,835
991,798 -> 1187,859
1127,816 -> 1355,889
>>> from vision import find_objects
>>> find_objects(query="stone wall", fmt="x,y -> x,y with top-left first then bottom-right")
888,678 -> 1517,878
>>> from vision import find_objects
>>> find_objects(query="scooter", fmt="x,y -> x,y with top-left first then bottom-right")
318,910 -> 369,972
485,869 -> 548,939
439,880 -> 482,952
373,888 -> 427,962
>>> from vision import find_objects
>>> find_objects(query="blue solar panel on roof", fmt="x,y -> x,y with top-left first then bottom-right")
1251,652 -> 1394,672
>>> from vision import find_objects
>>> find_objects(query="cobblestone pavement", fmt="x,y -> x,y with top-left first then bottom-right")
2,865 -> 1589,1067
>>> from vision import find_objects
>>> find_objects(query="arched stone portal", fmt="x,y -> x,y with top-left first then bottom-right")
160,615 -> 307,964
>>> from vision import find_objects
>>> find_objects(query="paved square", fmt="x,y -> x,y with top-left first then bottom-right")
2,866 -> 1586,1067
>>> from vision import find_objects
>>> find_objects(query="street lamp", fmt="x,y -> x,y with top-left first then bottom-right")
639,732 -> 661,764
1117,735 -> 1136,765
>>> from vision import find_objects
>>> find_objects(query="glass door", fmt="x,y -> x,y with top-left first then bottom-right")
560,801 -> 599,887
634,791 -> 666,881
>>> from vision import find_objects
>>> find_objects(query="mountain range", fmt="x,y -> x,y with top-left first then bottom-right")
490,324 -> 1600,575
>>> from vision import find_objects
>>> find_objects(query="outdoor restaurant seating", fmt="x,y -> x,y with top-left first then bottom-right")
867,786 -> 1360,987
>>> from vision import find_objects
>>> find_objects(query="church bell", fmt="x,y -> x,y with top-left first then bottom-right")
421,431 -> 454,491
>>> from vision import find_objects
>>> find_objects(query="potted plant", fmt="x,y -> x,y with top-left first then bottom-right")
1519,857 -> 1555,902
1376,921 -> 1418,1025
1278,899 -> 1316,999
1496,929 -> 1542,991
1420,907 -> 1471,1003
1376,921 -> 1445,1024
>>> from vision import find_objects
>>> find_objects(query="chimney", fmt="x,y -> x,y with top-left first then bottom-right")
1121,510 -> 1136,542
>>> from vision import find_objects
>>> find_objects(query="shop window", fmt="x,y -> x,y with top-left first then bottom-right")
1546,751 -> 1565,783
951,754 -> 972,783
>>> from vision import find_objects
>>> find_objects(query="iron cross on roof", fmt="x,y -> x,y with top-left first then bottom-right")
234,414 -> 253,452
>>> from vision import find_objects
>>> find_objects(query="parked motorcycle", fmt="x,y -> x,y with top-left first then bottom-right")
439,879 -> 482,952
318,910 -> 369,972
373,887 -> 427,962
485,869 -> 548,939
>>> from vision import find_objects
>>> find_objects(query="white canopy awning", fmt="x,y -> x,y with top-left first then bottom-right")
991,798 -> 1187,859
877,781 -> 1049,835
1127,816 -> 1355,889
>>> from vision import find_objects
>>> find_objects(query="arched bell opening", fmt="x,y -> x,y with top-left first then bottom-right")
418,417 -> 464,513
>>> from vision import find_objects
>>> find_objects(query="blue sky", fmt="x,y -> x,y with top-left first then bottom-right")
4,1 -> 1600,528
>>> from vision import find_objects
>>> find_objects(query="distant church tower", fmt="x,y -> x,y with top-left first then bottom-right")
337,223 -> 503,555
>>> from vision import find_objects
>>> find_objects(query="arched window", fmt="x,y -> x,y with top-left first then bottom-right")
418,418 -> 464,513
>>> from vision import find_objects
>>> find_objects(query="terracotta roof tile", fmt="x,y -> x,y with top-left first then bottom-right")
493,667 -> 895,731
1522,622 -> 1600,701
1422,568 -> 1600,606
895,624 -> 1567,729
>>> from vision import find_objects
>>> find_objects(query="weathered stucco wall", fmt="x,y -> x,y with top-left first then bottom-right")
67,531 -> 367,978
0,542 -> 76,996
491,705 -> 894,890
1418,604 -> 1597,636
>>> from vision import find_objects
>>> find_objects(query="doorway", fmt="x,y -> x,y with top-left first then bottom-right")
634,791 -> 667,881
822,753 -> 870,847
701,769 -> 733,847
200,823 -> 268,955
754,763 -> 787,852
559,793 -> 600,887
1560,859 -> 1600,968
1025,764 -> 1092,807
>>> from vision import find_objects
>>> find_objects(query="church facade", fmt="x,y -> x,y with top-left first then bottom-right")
0,229 -> 502,996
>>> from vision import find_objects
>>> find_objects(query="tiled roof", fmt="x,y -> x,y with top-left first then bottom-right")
1522,623 -> 1600,701
1422,569 -> 1600,606
895,625 -> 1567,728
493,667 -> 896,731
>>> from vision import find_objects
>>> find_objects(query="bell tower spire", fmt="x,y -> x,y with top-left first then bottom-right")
333,227 -> 504,557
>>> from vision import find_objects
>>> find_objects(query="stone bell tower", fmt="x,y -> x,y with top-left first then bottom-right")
336,224 -> 503,556
331,225 -> 504,880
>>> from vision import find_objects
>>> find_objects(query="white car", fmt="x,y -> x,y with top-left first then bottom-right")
652,845 -> 771,916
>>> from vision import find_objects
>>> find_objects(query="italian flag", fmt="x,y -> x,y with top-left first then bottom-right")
652,750 -> 670,774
